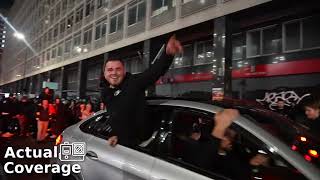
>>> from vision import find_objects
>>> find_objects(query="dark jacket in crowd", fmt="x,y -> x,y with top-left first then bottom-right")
36,106 -> 51,121
101,53 -> 174,147
39,92 -> 53,103
308,117 -> 320,137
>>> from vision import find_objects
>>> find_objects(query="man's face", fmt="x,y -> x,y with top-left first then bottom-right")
305,106 -> 320,120
104,61 -> 125,87
42,100 -> 49,108
277,100 -> 285,109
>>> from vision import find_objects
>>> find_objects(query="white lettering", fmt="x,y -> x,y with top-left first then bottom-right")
256,91 -> 310,110
61,164 -> 71,176
4,147 -> 16,158
72,164 -> 81,174
15,164 -> 24,174
24,164 -> 34,173
43,149 -> 52,158
16,149 -> 24,158
4,162 -> 14,174
25,147 -> 32,158
51,164 -> 60,174
34,164 -> 43,173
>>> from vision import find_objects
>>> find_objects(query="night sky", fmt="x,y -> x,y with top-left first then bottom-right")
0,0 -> 14,10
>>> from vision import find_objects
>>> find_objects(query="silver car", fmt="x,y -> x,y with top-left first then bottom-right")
51,99 -> 320,180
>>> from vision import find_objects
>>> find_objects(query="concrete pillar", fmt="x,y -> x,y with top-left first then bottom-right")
211,16 -> 232,100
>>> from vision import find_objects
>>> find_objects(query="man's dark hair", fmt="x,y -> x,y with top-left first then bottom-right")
103,58 -> 125,72
303,96 -> 320,110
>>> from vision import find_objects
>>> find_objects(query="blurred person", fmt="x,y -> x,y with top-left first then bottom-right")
101,35 -> 182,147
303,97 -> 320,136
39,87 -> 53,103
76,102 -> 86,120
0,93 -> 18,136
51,97 -> 67,138
182,109 -> 269,180
16,96 -> 31,136
81,103 -> 94,120
99,101 -> 106,111
36,99 -> 51,142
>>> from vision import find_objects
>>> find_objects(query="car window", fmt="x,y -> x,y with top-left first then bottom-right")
156,107 -> 308,180
228,125 -> 308,180
136,105 -> 173,155
79,112 -> 112,139
155,107 -> 230,180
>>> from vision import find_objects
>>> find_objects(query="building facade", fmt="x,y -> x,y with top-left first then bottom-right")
0,0 -> 319,106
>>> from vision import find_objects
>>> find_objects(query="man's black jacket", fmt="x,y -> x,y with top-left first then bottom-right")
101,52 -> 174,147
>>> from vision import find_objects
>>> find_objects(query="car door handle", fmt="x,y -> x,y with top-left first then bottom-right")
86,151 -> 98,160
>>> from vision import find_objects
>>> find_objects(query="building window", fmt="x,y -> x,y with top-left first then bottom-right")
58,44 -> 63,56
75,6 -> 84,24
109,9 -> 124,34
48,29 -> 53,42
60,19 -> 66,34
46,50 -> 50,61
54,25 -> 59,38
55,2 -> 61,18
95,17 -> 107,40
73,33 -> 81,50
284,20 -> 301,51
85,0 -> 94,17
262,25 -> 281,55
195,40 -> 214,65
67,14 -> 74,29
83,28 -> 92,45
302,16 -> 320,49
232,33 -> 245,60
97,0 -> 109,9
152,0 -> 174,16
247,29 -> 261,57
173,44 -> 193,68
50,10 -> 55,23
128,0 -> 146,26
65,39 -> 72,53
51,47 -> 57,59
62,0 -> 68,12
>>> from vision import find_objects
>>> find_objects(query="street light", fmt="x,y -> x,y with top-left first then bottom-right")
13,32 -> 25,40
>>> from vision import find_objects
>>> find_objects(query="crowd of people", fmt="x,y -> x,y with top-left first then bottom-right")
0,87 -> 105,142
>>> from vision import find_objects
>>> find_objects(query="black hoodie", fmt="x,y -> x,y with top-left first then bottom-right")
101,52 -> 174,147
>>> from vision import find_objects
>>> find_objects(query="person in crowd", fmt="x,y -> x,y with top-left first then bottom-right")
39,87 -> 54,103
16,96 -> 31,136
76,102 -> 86,121
81,103 -> 94,120
51,97 -> 66,138
36,99 -> 51,142
101,35 -> 182,147
0,93 -> 18,136
182,109 -> 270,180
99,101 -> 106,111
303,97 -> 320,137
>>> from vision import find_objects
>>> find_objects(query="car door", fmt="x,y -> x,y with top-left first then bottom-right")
149,106 -> 231,180
122,105 -> 175,180
78,112 -> 131,180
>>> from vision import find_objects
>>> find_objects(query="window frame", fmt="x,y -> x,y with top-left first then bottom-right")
94,17 -> 108,40
128,0 -> 146,27
109,9 -> 124,34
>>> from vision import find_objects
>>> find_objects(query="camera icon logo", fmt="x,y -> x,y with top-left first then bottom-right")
59,142 -> 86,162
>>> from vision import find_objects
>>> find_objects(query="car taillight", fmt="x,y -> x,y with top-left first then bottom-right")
308,150 -> 319,158
291,145 -> 298,151
304,155 -> 312,162
56,134 -> 63,145
300,136 -> 307,142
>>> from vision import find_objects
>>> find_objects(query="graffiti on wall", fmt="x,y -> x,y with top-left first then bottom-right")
256,91 -> 311,110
